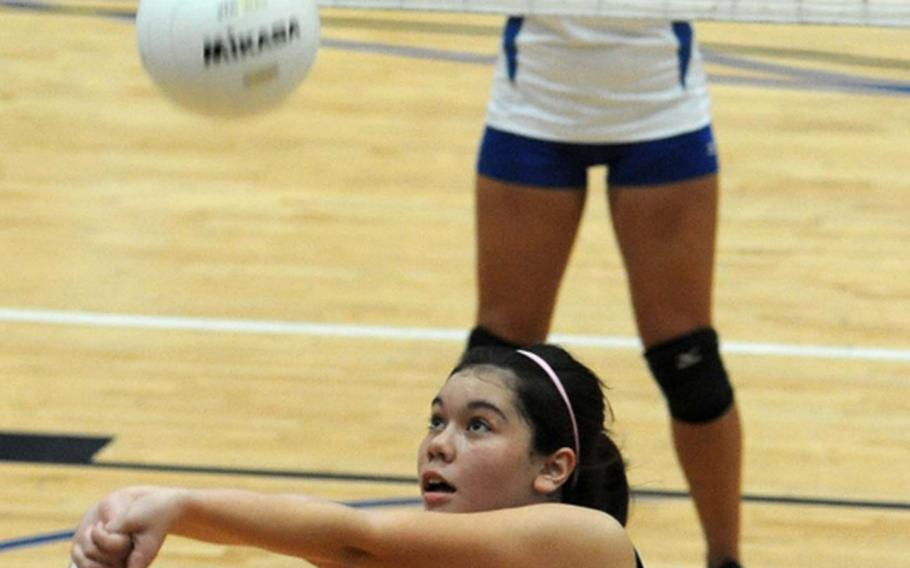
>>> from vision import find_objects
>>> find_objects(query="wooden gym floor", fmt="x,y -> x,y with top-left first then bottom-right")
1,3 -> 908,567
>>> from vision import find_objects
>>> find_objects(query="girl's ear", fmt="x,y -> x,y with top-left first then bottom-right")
533,447 -> 577,496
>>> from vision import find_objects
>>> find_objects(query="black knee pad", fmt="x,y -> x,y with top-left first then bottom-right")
644,328 -> 734,424
466,326 -> 522,350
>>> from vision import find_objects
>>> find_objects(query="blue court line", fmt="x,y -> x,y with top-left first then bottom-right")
703,49 -> 910,95
92,460 -> 417,484
634,489 -> 910,511
0,529 -> 75,552
5,458 -> 909,512
321,37 -> 496,64
323,38 -> 910,96
0,0 -> 133,19
2,0 -> 908,97
708,74 -> 910,95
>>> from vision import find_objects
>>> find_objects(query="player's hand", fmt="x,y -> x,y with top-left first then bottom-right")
70,487 -> 187,568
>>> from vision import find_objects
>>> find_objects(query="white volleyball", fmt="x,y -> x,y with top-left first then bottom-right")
136,0 -> 320,116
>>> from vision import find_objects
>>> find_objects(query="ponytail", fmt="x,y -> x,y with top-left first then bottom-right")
565,431 -> 629,525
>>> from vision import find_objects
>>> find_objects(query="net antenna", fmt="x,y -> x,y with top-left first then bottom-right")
316,0 -> 910,27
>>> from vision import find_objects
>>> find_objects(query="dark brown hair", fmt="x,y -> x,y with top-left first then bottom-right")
452,344 -> 630,525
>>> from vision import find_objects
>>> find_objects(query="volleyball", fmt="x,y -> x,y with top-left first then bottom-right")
136,0 -> 320,117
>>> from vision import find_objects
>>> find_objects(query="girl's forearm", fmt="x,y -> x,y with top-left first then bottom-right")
172,489 -> 375,563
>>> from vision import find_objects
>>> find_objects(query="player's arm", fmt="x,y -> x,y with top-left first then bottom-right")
360,502 -> 636,568
71,486 -> 374,568
72,487 -> 635,568
173,493 -> 636,568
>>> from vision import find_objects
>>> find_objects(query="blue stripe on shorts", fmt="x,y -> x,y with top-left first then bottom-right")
476,125 -> 719,188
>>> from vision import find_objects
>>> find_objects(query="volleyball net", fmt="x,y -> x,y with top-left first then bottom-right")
315,0 -> 910,27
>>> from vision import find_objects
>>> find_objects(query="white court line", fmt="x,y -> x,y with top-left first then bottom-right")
0,307 -> 908,362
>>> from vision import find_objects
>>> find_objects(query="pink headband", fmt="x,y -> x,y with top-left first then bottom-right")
516,349 -> 580,487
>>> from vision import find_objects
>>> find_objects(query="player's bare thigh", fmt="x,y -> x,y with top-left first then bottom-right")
608,173 -> 719,347
475,175 -> 586,344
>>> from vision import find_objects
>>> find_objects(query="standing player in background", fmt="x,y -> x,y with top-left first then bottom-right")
466,16 -> 743,568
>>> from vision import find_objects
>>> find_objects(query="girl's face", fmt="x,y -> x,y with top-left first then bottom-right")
417,368 -> 551,513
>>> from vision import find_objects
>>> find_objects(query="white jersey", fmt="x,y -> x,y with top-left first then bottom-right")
485,17 -> 713,143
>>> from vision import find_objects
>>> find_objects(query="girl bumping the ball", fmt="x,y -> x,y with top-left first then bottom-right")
70,345 -> 643,568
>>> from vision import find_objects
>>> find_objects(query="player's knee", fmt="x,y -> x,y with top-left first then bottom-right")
644,327 -> 734,423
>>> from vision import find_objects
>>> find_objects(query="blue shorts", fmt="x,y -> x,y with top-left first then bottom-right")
477,125 -> 719,188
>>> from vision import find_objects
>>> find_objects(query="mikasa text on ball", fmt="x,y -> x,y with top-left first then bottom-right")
136,0 -> 320,116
